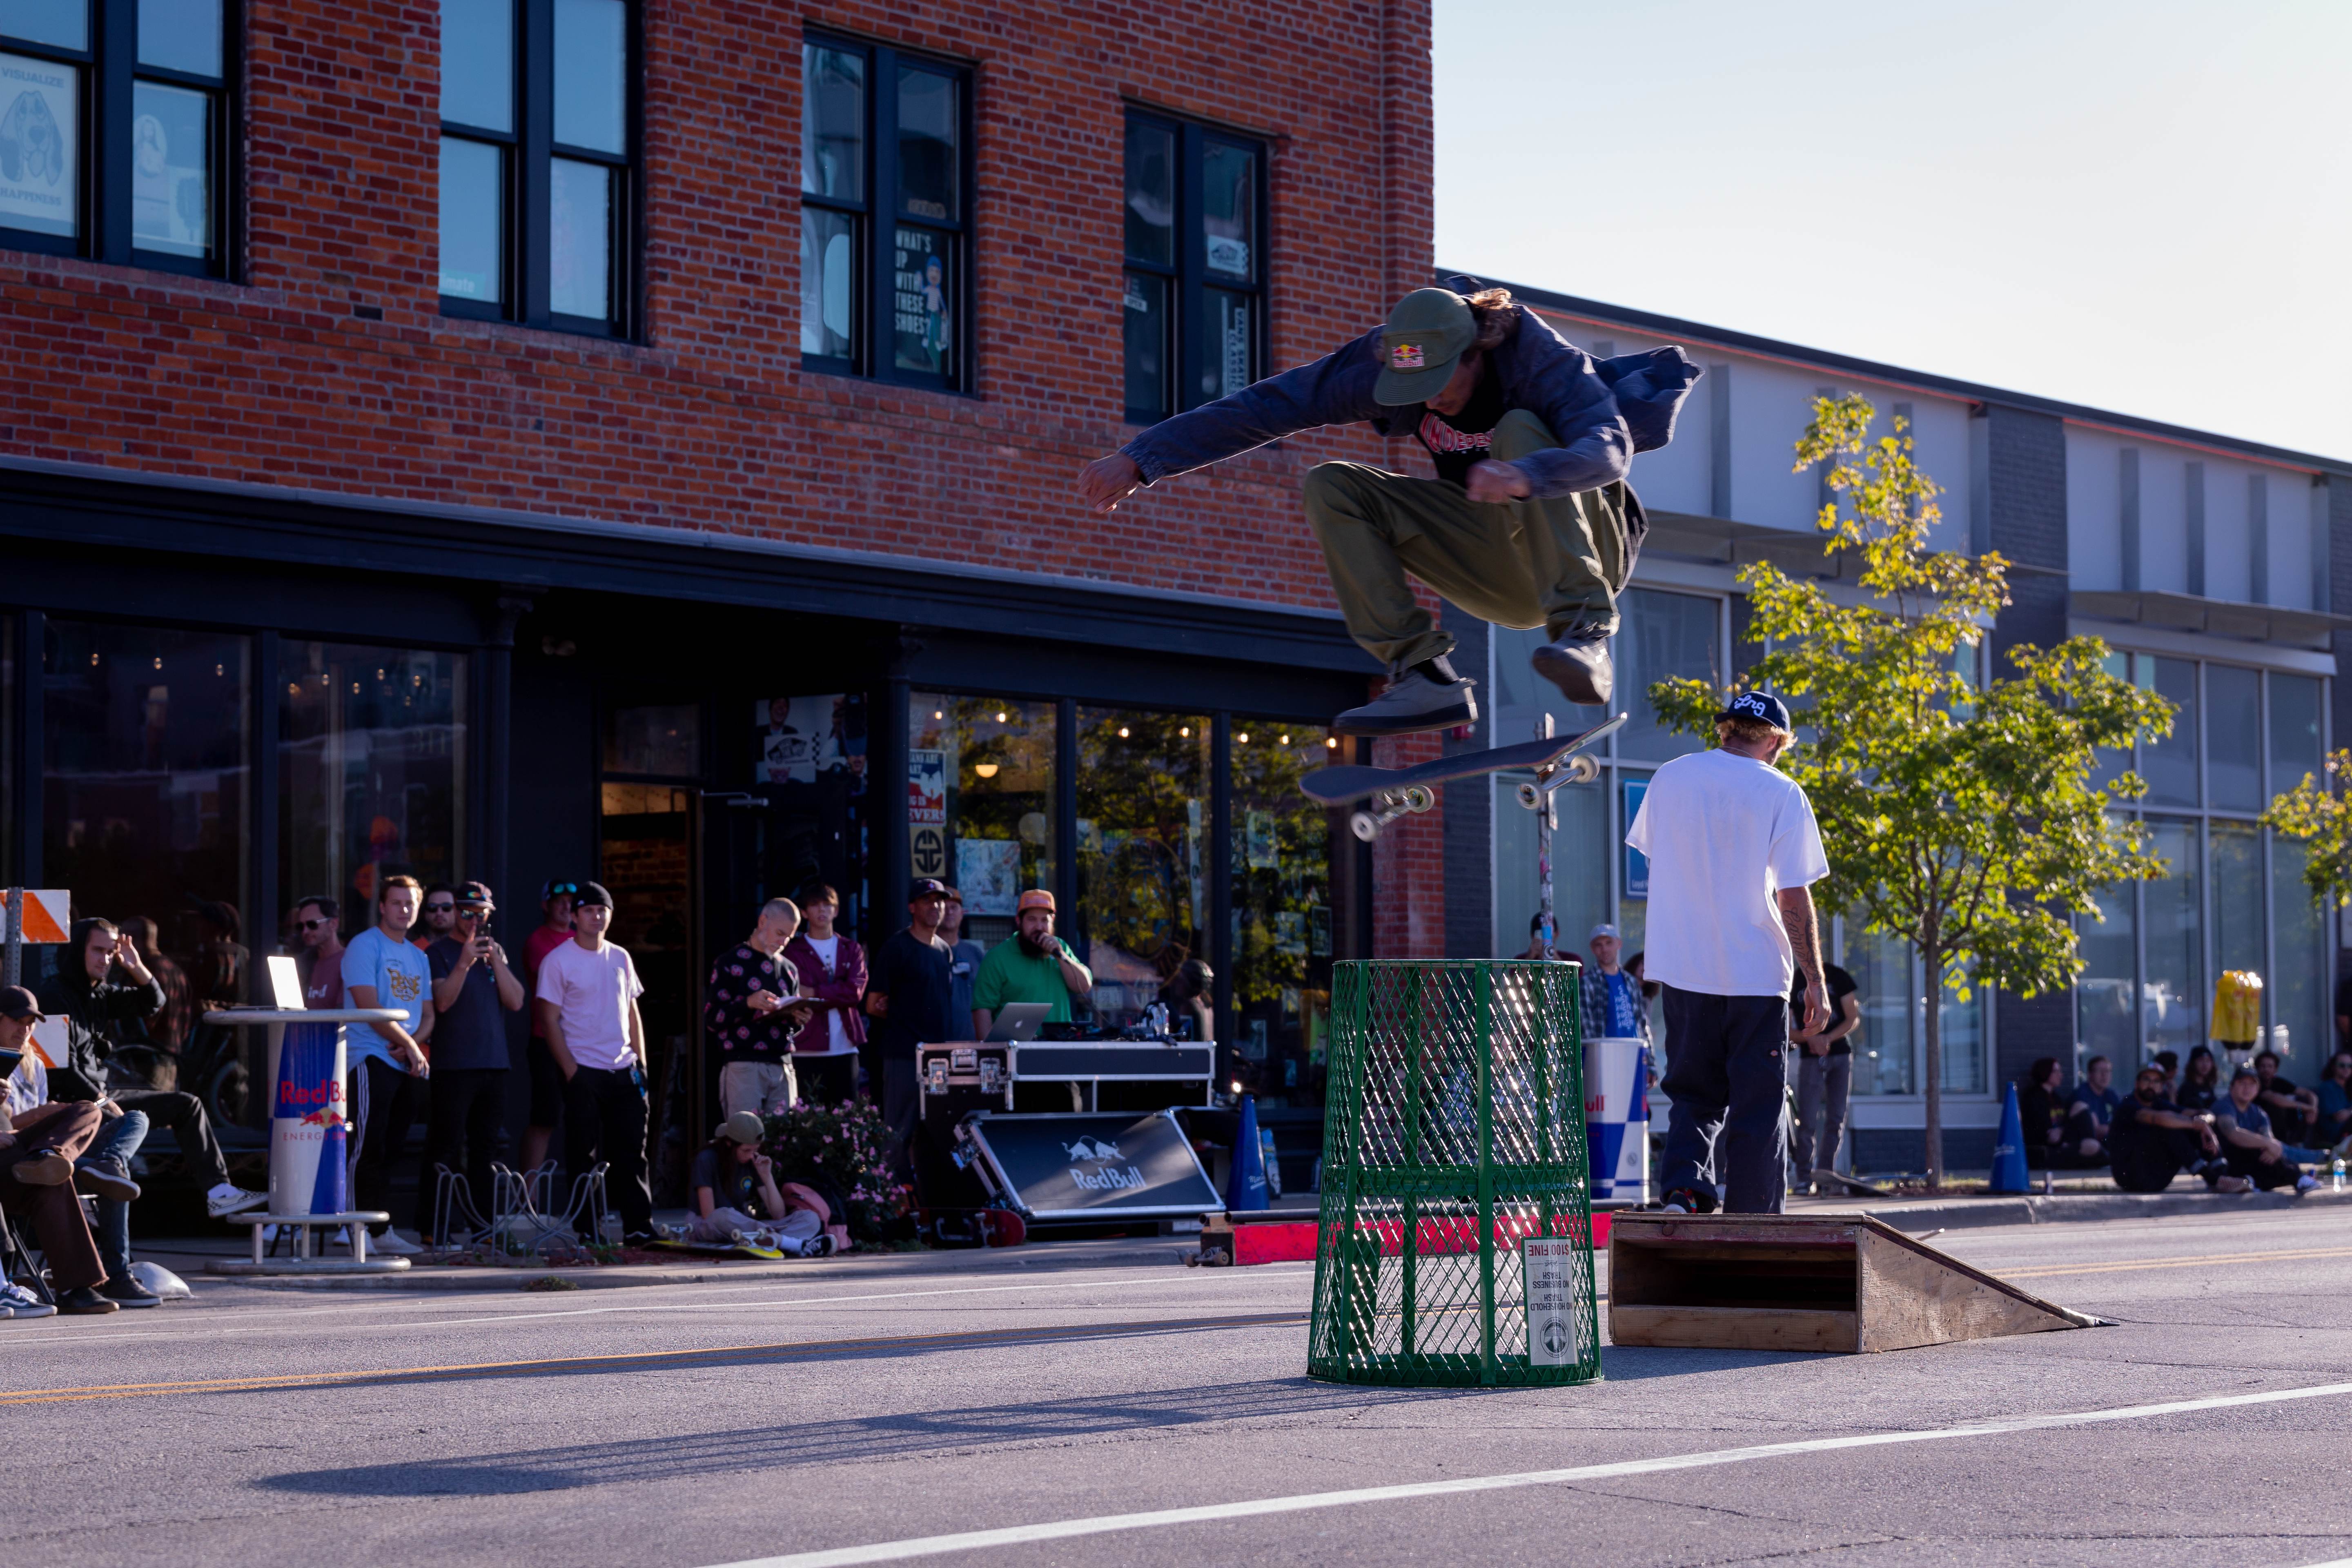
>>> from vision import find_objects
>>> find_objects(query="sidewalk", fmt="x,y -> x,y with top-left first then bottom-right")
1784,1178 -> 2352,1234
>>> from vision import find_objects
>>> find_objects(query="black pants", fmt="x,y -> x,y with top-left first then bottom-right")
348,1057 -> 423,1231
563,1065 -> 651,1234
2111,1129 -> 2211,1193
879,1057 -> 919,1184
1658,985 -> 1788,1214
2221,1140 -> 2303,1191
111,1088 -> 230,1188
414,1067 -> 508,1235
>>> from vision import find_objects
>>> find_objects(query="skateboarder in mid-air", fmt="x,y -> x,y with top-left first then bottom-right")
1078,278 -> 1700,737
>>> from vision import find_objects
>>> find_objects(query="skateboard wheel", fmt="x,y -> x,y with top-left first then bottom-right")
1401,785 -> 1435,814
1349,811 -> 1381,842
1565,754 -> 1599,785
1515,781 -> 1541,811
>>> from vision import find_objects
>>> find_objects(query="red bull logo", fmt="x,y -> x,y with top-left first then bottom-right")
295,1108 -> 345,1130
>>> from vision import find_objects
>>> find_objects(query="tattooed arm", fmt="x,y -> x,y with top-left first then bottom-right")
1777,885 -> 1827,1035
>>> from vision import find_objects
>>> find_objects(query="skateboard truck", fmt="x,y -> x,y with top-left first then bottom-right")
1514,752 -> 1599,811
1349,783 -> 1435,843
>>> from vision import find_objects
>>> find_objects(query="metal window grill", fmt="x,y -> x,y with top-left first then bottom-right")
1307,960 -> 1601,1388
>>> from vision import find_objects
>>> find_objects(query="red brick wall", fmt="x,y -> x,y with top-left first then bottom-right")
0,0 -> 1435,616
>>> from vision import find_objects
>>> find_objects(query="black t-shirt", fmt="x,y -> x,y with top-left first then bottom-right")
426,937 -> 509,1073
1413,364 -> 1506,487
2109,1094 -> 2183,1156
688,1145 -> 766,1216
867,929 -> 953,1061
1787,963 -> 1860,1055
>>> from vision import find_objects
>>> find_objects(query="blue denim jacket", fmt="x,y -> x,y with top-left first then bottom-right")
1120,304 -> 1701,502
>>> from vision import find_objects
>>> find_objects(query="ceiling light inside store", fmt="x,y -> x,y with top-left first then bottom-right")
933,710 -> 942,719
995,710 -> 1008,723
1180,727 -> 1191,737
1278,734 -> 1290,745
1237,732 -> 1250,743
1118,726 -> 1130,738
1325,737 -> 1338,748
974,763 -> 1000,779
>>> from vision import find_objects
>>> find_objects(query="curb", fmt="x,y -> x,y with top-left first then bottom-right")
1801,1185 -> 2352,1234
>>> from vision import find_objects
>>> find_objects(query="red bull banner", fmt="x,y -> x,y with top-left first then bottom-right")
271,1019 -> 348,1214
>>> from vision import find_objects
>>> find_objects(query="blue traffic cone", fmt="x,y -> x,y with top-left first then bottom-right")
1988,1081 -> 2029,1194
1226,1094 -> 1270,1212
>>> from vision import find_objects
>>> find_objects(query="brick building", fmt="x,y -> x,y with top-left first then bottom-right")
0,0 -> 1441,1184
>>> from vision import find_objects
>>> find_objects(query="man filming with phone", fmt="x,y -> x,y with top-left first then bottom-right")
419,881 -> 523,1242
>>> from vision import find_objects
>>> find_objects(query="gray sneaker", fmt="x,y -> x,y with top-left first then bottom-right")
1530,629 -> 1614,707
1334,668 -> 1478,737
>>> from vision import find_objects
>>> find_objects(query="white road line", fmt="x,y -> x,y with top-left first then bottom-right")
710,1380 -> 2352,1568
0,1268 -> 1310,1348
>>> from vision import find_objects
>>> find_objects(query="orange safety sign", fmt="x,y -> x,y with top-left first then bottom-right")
0,889 -> 71,943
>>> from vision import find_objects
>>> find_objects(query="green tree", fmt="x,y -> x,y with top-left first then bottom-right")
2259,751 -> 2352,910
1649,394 -> 2174,1187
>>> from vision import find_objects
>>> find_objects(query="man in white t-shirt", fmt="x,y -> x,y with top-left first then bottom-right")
1625,691 -> 1829,1214
534,882 -> 653,1241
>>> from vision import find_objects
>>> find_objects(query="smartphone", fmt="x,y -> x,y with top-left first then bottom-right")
0,1047 -> 22,1078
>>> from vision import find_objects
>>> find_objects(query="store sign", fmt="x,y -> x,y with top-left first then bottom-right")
1523,1237 -> 1580,1367
910,825 -> 946,880
907,749 -> 946,824
969,1111 -> 1220,1220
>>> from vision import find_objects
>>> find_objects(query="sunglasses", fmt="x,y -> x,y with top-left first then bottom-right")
546,883 -> 580,897
297,918 -> 332,932
423,903 -> 456,914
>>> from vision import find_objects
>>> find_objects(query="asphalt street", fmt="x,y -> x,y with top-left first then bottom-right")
8,1207 -> 2352,1567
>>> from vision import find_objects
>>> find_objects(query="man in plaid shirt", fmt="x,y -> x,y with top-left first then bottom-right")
1577,924 -> 1650,1045
705,899 -> 815,1123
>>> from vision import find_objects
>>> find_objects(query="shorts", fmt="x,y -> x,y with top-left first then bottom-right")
527,1036 -> 565,1127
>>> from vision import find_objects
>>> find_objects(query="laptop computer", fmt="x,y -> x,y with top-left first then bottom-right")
982,1002 -> 1051,1043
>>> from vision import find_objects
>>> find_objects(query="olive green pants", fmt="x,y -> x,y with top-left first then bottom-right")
1302,408 -> 1631,671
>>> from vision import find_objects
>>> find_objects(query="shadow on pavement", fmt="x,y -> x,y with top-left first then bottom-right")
257,1378 -> 1502,1499
1599,1345 -> 1834,1378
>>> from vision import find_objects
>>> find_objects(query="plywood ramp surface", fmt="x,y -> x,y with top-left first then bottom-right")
1608,1212 -> 2098,1354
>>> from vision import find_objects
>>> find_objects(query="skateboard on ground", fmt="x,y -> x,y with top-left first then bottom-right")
1302,713 -> 1627,841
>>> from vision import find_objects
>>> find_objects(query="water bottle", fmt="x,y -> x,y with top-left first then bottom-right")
2333,1157 -> 2345,1193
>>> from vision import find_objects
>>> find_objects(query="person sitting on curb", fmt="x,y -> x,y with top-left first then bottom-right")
686,1113 -> 831,1255
0,986 -> 125,1316
2212,1066 -> 2319,1193
2062,1055 -> 2119,1164
2252,1050 -> 2321,1146
2107,1063 -> 2245,1194
2315,1051 -> 2352,1153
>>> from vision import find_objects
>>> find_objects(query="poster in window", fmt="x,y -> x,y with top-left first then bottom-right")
956,837 -> 1020,916
892,225 -> 950,374
1274,911 -> 1305,958
1623,778 -> 1650,899
906,748 -> 946,824
756,695 -> 856,785
1245,810 -> 1276,870
0,53 -> 77,237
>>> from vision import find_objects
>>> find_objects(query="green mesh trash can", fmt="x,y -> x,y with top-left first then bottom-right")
1307,960 -> 1601,1388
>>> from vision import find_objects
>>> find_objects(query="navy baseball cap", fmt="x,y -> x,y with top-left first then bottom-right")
909,878 -> 950,902
574,881 -> 614,909
1716,690 -> 1793,731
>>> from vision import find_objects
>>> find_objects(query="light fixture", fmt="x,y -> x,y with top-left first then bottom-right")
1180,726 -> 1191,738
1237,732 -> 1250,743
933,710 -> 943,720
1279,734 -> 1290,745
215,664 -> 224,677
1325,737 -> 1339,749
152,657 -> 162,670
974,762 -> 1000,779
1117,726 -> 1130,738
995,710 -> 1008,723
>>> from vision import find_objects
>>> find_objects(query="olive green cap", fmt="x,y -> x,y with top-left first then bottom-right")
1374,287 -> 1477,405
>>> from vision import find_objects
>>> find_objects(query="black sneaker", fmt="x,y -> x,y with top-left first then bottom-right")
74,1159 -> 142,1202
55,1285 -> 122,1316
622,1229 -> 657,1247
1659,1185 -> 1718,1215
1530,629 -> 1615,707
98,1275 -> 162,1309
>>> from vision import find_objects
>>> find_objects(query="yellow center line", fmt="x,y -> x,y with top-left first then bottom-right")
0,1310 -> 1309,1408
2001,1244 -> 2352,1280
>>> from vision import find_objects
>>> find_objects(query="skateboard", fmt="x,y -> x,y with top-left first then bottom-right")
1302,713 -> 1627,841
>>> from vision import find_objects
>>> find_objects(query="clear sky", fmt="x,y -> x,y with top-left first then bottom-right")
1434,0 -> 2352,460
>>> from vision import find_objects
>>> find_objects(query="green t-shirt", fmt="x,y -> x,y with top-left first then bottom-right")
971,938 -> 1090,1022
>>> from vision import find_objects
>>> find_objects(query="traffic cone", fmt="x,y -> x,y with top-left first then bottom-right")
1988,1081 -> 2029,1194
1226,1094 -> 1270,1212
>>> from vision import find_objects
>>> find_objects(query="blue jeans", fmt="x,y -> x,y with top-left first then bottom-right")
86,1107 -> 150,1284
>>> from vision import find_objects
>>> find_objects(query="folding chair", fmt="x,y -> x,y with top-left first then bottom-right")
0,1200 -> 57,1309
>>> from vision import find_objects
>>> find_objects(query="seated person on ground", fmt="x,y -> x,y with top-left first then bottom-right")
2253,1050 -> 2321,1145
2149,1050 -> 2179,1098
2107,1064 -> 2242,1195
0,986 -> 127,1315
2064,1055 -> 2120,1162
2212,1067 -> 2319,1193
2178,1046 -> 2221,1112
687,1112 -> 827,1254
2315,1052 -> 2352,1152
2019,1057 -> 2104,1169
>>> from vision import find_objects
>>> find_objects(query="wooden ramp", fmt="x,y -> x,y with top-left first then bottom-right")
1608,1212 -> 2100,1354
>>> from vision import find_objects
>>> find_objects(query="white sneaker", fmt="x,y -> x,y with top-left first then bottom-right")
2296,1173 -> 2321,1194
207,1183 -> 268,1218
0,1283 -> 57,1320
370,1229 -> 423,1255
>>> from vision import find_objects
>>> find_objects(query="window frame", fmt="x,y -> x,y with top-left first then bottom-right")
1122,106 -> 1269,427
797,29 -> 975,393
437,0 -> 641,341
0,0 -> 241,278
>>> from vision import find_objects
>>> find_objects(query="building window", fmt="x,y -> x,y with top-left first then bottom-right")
1123,110 -> 1265,425
2076,654 -> 2331,1081
1074,708 -> 1211,1033
438,0 -> 636,336
278,643 -> 466,941
0,0 -> 234,275
42,621 -> 252,1001
909,696 -> 1055,947
1229,723 -> 1337,1106
800,33 -> 970,390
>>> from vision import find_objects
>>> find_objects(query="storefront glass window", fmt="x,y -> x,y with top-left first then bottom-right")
1938,973 -> 1984,1094
2271,837 -> 2327,1075
909,695 -> 1055,947
2205,665 -> 2261,812
2210,820 -> 2264,984
2140,817 -> 2203,1056
2138,657 -> 2200,808
1616,588 -> 1720,763
279,643 -> 466,941
2075,870 -> 2139,1066
1073,708 -> 1210,1032
1229,722 -> 1337,1105
1493,771 -> 1607,961
44,621 -> 250,1002
1844,927 -> 1914,1096
0,613 -> 12,884
605,702 -> 699,777
2269,673 -> 2324,794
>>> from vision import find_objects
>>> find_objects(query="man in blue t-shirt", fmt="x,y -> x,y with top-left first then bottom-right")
341,875 -> 434,1252
2213,1066 -> 2317,1192
1576,924 -> 1649,1044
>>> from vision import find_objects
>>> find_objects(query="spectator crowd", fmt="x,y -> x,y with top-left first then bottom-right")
2018,1046 -> 2352,1196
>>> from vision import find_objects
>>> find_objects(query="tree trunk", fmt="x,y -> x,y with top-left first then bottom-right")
1922,951 -> 1944,1192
